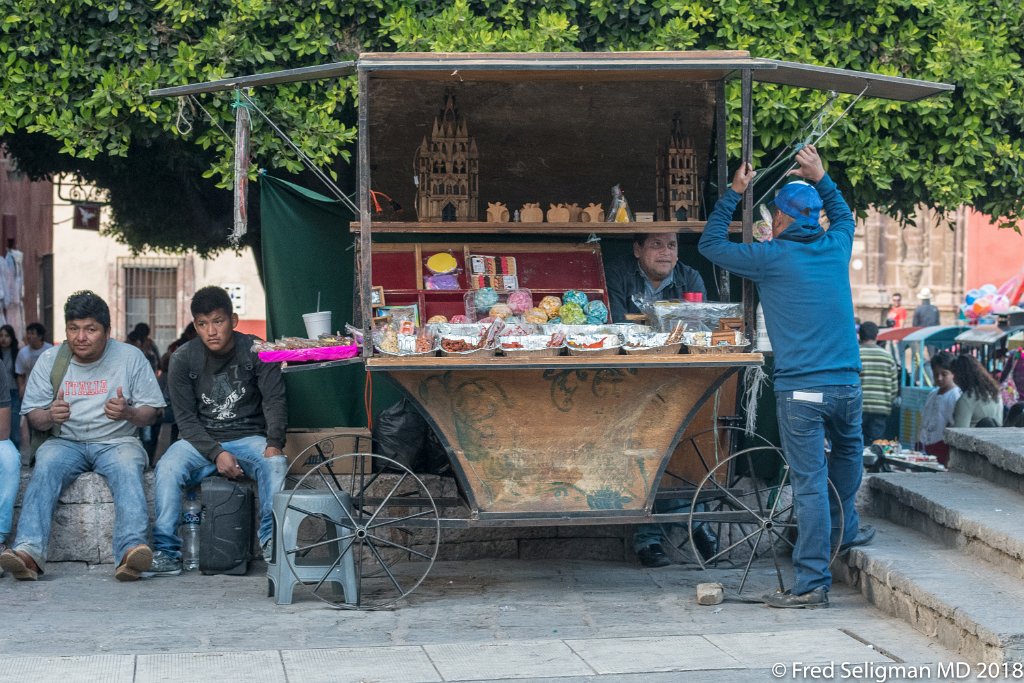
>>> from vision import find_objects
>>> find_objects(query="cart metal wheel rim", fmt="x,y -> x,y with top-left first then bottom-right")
685,445 -> 843,596
283,450 -> 440,610
656,427 -> 779,565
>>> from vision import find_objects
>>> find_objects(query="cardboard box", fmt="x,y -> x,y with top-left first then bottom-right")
284,428 -> 373,474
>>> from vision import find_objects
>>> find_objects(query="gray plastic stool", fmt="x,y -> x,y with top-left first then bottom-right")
267,490 -> 359,605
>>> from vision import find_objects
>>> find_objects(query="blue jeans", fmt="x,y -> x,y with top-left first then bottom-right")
861,412 -> 888,445
153,435 -> 288,557
14,438 -> 148,567
0,438 -> 20,543
775,385 -> 863,595
633,498 -> 688,552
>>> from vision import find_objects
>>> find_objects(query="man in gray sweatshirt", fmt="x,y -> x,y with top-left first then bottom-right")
148,286 -> 287,576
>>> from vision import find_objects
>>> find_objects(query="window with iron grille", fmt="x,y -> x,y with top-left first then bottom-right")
119,257 -> 183,355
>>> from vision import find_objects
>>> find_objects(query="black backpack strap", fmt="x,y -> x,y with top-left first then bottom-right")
48,343 -> 74,438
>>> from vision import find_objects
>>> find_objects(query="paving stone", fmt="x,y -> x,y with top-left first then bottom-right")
565,635 -> 741,674
519,537 -> 626,561
0,655 -> 134,683
424,640 -> 594,680
281,646 -> 441,683
704,628 -> 891,667
136,650 -> 286,683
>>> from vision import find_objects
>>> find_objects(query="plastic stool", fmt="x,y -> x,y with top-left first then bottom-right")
267,490 -> 359,605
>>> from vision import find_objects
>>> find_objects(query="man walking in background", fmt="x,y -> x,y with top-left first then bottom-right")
858,321 -> 899,445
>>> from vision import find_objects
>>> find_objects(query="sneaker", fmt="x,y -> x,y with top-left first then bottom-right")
0,542 -> 6,577
636,543 -> 671,568
142,550 -> 182,577
0,548 -> 41,581
839,525 -> 876,552
261,539 -> 273,564
762,587 -> 829,609
115,544 -> 153,582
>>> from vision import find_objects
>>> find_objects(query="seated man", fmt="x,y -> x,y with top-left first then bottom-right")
148,286 -> 288,576
1,291 -> 165,581
605,232 -> 717,568
606,232 -> 708,323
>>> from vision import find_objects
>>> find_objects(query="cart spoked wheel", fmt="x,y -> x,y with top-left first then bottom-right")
284,451 -> 440,610
686,445 -> 843,596
657,426 -> 776,564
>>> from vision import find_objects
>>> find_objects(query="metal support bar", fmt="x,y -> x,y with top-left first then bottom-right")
358,68 -> 373,359
740,70 -> 756,339
714,79 -> 731,302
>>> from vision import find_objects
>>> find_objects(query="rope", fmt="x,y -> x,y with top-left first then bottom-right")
174,97 -> 193,136
239,91 -> 359,215
742,364 -> 769,437
753,84 -> 870,209
186,95 -> 233,143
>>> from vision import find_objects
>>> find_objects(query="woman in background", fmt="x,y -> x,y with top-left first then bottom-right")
951,354 -> 1003,428
0,325 -> 20,450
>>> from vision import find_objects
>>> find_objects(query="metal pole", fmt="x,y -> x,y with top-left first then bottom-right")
741,69 -> 755,338
715,79 -> 730,302
358,68 -> 373,359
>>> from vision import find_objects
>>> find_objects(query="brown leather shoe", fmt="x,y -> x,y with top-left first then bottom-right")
0,548 -> 42,581
115,544 -> 153,582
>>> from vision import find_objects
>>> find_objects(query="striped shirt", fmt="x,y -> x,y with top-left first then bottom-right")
859,344 -> 898,415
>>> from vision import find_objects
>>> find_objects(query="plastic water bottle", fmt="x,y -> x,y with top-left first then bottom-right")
181,491 -> 201,571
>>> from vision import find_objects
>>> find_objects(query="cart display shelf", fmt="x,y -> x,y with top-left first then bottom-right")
366,352 -> 762,371
350,221 -> 743,235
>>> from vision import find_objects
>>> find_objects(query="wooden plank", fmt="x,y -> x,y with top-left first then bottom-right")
383,365 -> 739,514
361,51 -> 751,62
368,353 -> 763,371
350,221 -> 743,235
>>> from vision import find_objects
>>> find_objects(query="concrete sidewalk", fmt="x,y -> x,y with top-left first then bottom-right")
0,557 -> 962,682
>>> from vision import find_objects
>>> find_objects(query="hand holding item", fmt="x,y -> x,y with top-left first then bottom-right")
51,388 -> 71,426
731,162 -> 756,193
787,144 -> 826,183
103,386 -> 131,421
215,451 -> 245,479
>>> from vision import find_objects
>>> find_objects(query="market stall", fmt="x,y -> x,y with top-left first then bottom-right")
151,50 -> 953,609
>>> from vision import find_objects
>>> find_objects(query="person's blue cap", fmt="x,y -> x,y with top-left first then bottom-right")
774,181 -> 823,221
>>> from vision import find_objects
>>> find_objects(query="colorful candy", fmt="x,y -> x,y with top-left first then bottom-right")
584,300 -> 608,324
524,307 -> 549,324
474,287 -> 499,311
539,295 -> 562,318
489,303 -> 513,319
558,302 -> 586,325
507,289 -> 533,315
562,290 -> 588,308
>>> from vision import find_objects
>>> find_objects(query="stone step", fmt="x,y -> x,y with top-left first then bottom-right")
946,428 -> 1024,495
834,517 -> 1024,663
867,472 -> 1024,581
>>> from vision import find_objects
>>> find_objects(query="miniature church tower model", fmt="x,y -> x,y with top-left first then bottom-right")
415,93 -> 479,222
656,115 -> 700,221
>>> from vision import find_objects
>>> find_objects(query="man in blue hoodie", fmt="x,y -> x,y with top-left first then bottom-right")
699,145 -> 874,609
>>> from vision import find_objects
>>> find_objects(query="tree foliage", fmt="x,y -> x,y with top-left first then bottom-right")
1,0 -> 1022,253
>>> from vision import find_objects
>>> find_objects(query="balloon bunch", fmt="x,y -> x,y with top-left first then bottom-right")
961,283 -> 1011,323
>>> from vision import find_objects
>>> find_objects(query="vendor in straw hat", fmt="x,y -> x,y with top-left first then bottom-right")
912,287 -> 940,327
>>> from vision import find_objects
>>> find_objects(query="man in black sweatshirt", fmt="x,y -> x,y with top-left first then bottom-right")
148,286 -> 287,576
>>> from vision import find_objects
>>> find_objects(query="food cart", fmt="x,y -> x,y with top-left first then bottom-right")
151,51 -> 952,608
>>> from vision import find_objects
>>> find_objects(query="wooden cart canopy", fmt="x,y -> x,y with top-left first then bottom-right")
150,51 -> 953,103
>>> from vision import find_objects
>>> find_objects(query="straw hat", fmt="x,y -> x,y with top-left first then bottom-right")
917,287 -> 932,300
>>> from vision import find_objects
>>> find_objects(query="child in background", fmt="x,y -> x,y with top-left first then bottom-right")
917,351 -> 960,466
951,353 -> 1004,429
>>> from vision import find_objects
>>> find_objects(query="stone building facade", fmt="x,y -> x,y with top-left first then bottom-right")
850,206 -> 967,326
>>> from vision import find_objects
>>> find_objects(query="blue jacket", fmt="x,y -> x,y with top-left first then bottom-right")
698,174 -> 860,391
606,258 -> 707,323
